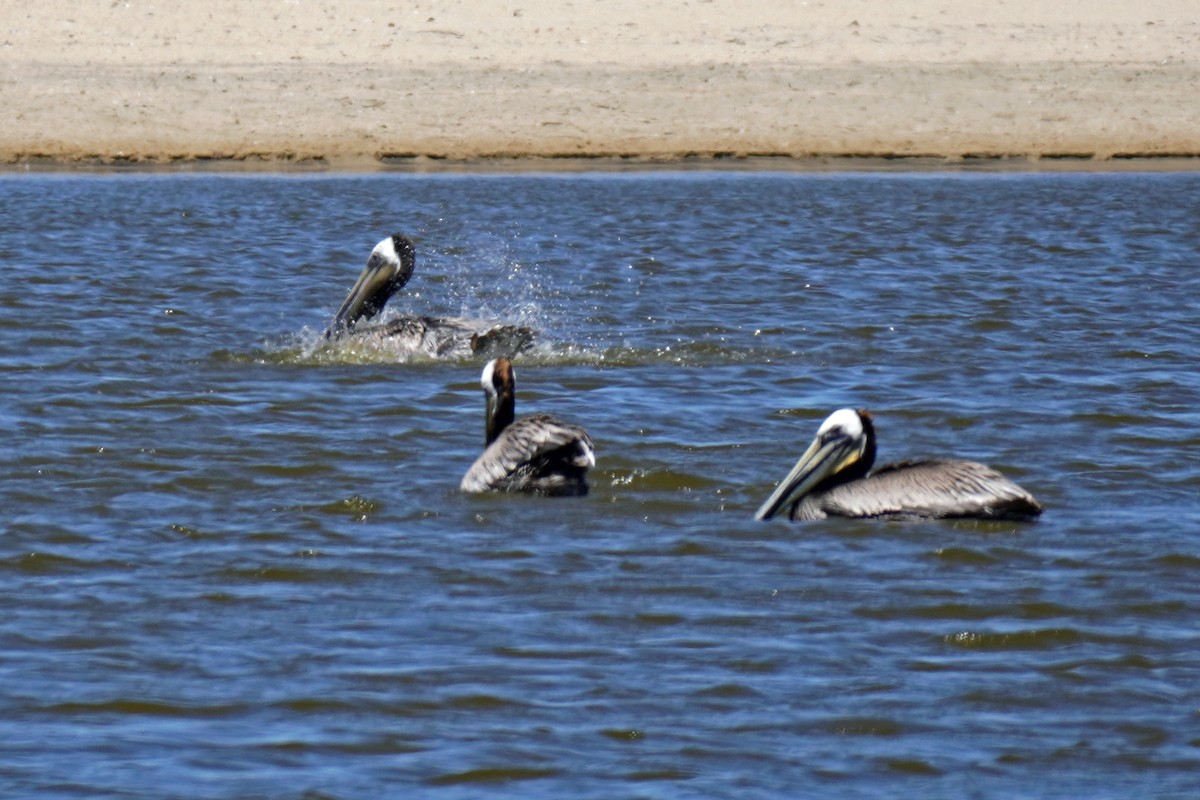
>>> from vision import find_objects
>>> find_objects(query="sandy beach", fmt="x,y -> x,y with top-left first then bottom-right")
2,0 -> 1198,166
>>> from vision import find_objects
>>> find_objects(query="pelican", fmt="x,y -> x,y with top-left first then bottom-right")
323,233 -> 536,358
460,357 -> 595,496
755,408 -> 1042,522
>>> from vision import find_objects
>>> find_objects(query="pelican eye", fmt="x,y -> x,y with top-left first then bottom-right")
820,426 -> 847,443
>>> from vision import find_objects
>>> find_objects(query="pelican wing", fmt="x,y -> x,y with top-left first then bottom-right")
422,317 -> 535,359
408,316 -> 478,358
461,414 -> 595,496
338,316 -> 535,359
471,324 -> 537,358
813,459 -> 1042,520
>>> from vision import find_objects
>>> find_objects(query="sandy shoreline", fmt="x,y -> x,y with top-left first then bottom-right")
3,1 -> 1199,167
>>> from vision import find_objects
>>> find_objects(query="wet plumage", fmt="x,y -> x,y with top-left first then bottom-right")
755,408 -> 1042,522
460,357 -> 594,496
323,233 -> 535,359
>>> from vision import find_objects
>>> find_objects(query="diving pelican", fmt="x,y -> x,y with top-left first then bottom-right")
460,357 -> 595,496
323,233 -> 535,358
755,408 -> 1042,522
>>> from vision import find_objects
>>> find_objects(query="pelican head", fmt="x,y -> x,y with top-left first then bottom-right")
754,408 -> 876,521
325,233 -> 416,338
480,357 -> 516,446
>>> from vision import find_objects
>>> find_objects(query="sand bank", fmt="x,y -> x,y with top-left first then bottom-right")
2,1 -> 1198,166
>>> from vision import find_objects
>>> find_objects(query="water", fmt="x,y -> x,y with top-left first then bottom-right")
2,170 -> 1198,798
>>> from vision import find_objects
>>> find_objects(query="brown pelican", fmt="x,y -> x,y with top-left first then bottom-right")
460,357 -> 595,496
755,408 -> 1042,522
323,233 -> 535,358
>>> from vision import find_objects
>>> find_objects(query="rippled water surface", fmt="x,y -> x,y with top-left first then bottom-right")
2,170 -> 1199,798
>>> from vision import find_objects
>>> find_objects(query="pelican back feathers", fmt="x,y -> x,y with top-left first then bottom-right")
791,458 -> 1043,521
460,413 -> 595,496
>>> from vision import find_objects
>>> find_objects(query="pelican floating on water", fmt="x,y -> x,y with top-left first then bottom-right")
460,357 -> 595,496
755,408 -> 1042,522
324,233 -> 536,359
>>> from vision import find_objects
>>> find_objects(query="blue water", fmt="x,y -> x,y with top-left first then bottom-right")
2,170 -> 1199,798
